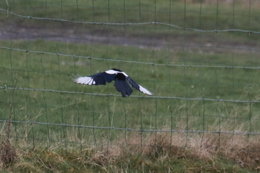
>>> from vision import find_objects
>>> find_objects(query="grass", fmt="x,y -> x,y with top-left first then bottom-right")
1,133 -> 259,172
0,0 -> 260,172
2,0 -> 260,27
0,39 -> 259,156
1,0 -> 260,38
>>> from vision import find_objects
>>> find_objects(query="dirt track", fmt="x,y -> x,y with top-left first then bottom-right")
0,22 -> 259,54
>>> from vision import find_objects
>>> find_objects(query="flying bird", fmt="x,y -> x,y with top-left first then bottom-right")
74,68 -> 152,97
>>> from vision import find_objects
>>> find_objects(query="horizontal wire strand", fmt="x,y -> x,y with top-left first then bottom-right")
0,8 -> 260,34
0,85 -> 259,103
1,46 -> 260,70
0,119 -> 259,135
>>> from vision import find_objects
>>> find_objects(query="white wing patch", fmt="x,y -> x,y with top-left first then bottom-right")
74,76 -> 96,85
105,69 -> 128,77
105,69 -> 119,75
122,72 -> 128,77
139,85 -> 152,95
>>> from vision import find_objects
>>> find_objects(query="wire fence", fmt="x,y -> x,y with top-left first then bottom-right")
1,46 -> 260,70
0,0 -> 260,149
1,7 -> 260,34
1,86 -> 260,103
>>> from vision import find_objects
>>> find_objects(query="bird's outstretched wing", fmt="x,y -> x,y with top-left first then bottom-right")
74,70 -> 117,85
114,79 -> 133,97
126,77 -> 152,95
74,69 -> 152,97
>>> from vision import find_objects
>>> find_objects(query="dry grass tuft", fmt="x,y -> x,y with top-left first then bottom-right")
224,141 -> 260,170
0,139 -> 17,168
91,145 -> 122,166
106,133 -> 259,170
0,131 -> 259,172
142,133 -> 187,159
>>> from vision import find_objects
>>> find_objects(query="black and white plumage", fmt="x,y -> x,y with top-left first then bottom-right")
74,68 -> 152,97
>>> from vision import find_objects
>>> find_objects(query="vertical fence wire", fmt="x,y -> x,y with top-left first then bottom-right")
199,0 -> 203,28
215,0 -> 219,29
122,0 -> 128,147
185,99 -> 189,147
123,104 -> 127,146
168,0 -> 173,147
106,97 -> 111,152
248,102 -> 252,139
153,0 -> 158,149
154,98 -> 158,147
92,0 -> 95,22
232,0 -> 235,27
138,0 -> 141,21
0,0 -> 259,150
25,48 -> 33,147
248,0 -> 252,26
8,42 -> 17,143
60,0 -> 63,18
183,0 -> 186,29
41,54 -> 50,148
92,104 -> 97,147
107,0 -> 110,22
154,0 -> 157,22
217,103 -> 221,148
168,0 -> 172,24
199,0 -> 204,147
200,99 -> 205,148
231,0 -> 235,143
72,55 -> 82,150
75,0 -> 79,20
170,105 -> 173,146
140,100 -> 143,150
57,53 -> 67,148
44,0 -> 48,13
138,0 -> 143,150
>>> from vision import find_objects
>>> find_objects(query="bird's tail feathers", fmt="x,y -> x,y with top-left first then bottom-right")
139,85 -> 153,95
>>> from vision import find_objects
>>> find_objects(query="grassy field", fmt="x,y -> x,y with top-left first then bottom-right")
0,39 -> 259,141
1,0 -> 260,30
0,0 -> 260,172
0,39 -> 259,171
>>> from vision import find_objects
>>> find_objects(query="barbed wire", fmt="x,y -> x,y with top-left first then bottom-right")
0,8 -> 260,34
0,119 -> 259,135
1,46 -> 260,70
1,85 -> 259,103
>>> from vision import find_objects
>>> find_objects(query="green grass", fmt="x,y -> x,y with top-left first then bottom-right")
1,0 -> 260,38
0,40 -> 259,145
1,0 -> 260,28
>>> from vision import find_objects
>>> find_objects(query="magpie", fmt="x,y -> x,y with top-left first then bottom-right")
74,68 -> 152,97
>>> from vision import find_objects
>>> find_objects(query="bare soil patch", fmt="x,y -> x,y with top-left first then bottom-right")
0,21 -> 259,54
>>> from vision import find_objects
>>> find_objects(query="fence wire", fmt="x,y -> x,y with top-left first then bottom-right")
1,46 -> 259,70
0,0 -> 259,149
0,119 -> 259,136
1,7 -> 260,34
1,86 -> 259,103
